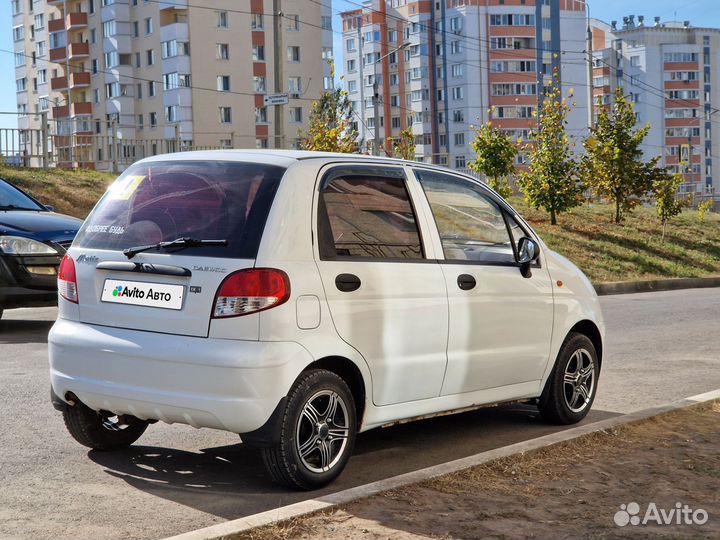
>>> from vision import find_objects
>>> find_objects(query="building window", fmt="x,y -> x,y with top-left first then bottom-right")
218,43 -> 230,60
216,75 -> 230,92
452,86 -> 464,100
165,105 -> 177,123
219,106 -> 232,123
346,38 -> 356,52
289,107 -> 302,123
34,13 -> 44,29
146,49 -> 155,66
136,83 -> 142,98
288,76 -> 302,94
255,106 -> 267,123
144,17 -> 153,35
630,55 -> 640,67
133,21 -> 139,37
451,41 -> 461,54
322,15 -> 331,30
251,13 -> 263,29
252,44 -> 264,61
455,156 -> 466,168
148,80 -> 156,97
217,11 -> 228,28
37,69 -> 46,84
287,14 -> 299,31
137,114 -> 143,130
103,20 -> 116,37
348,80 -> 357,93
12,25 -> 23,41
149,112 -> 157,127
253,76 -> 266,93
256,138 -> 268,149
454,133 -> 465,146
287,46 -> 300,62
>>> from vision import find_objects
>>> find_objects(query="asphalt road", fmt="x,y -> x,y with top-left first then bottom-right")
0,288 -> 718,540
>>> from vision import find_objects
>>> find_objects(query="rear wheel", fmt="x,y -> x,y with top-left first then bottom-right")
538,332 -> 599,425
261,369 -> 356,490
63,401 -> 148,451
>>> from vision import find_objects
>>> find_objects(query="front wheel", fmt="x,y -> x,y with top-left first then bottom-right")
261,369 -> 357,490
63,401 -> 149,451
538,333 -> 599,425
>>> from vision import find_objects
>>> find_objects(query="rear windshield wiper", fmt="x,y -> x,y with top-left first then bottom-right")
123,237 -> 228,259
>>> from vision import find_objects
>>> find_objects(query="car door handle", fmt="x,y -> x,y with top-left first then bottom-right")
335,273 -> 361,292
457,274 -> 476,291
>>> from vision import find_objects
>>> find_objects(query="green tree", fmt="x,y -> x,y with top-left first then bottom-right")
653,170 -> 685,241
698,199 -> 713,223
518,75 -> 582,225
300,63 -> 358,153
469,115 -> 517,199
581,88 -> 659,223
387,128 -> 415,160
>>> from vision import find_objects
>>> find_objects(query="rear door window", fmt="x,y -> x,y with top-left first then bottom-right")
317,169 -> 424,260
74,160 -> 285,258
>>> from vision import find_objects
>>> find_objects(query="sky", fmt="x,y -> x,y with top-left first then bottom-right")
1,0 -> 719,131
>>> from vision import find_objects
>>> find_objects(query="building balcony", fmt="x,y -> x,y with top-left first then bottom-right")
68,42 -> 89,58
48,18 -> 65,33
52,105 -> 69,118
50,71 -> 91,91
71,102 -> 92,116
49,46 -> 67,62
67,12 -> 88,30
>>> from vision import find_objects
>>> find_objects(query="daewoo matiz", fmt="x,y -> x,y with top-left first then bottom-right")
49,150 -> 604,489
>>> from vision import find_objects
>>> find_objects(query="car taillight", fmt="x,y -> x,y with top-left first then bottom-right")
58,254 -> 78,304
212,268 -> 290,318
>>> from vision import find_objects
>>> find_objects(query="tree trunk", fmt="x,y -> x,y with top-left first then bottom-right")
615,198 -> 621,224
550,207 -> 557,225
662,220 -> 667,242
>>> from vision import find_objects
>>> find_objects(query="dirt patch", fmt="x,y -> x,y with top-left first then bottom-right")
241,402 -> 720,540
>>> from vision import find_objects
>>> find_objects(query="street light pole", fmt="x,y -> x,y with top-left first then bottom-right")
372,41 -> 410,156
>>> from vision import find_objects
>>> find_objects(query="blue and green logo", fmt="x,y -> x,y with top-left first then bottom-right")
112,285 -> 123,297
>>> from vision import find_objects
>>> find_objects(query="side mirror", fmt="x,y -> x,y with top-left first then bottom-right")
517,237 -> 539,278
44,204 -> 56,212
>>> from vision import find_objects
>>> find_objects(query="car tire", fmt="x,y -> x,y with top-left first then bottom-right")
63,401 -> 149,451
538,332 -> 599,425
261,369 -> 357,490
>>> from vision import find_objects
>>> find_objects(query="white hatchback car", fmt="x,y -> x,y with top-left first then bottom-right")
49,150 -> 604,489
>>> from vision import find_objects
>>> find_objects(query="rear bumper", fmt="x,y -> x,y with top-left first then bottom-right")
48,318 -> 312,434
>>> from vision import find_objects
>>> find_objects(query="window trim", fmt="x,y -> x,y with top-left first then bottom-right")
316,165 -> 431,263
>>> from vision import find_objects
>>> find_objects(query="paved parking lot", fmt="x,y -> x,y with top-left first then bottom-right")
0,288 -> 718,539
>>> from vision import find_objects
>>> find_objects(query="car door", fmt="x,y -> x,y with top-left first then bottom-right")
314,165 -> 449,406
411,168 -> 554,397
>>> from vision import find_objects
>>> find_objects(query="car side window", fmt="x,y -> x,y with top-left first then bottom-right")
415,169 -> 516,264
318,171 -> 424,260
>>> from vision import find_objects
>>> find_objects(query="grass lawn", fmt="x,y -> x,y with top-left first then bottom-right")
1,165 -> 717,284
512,198 -> 720,283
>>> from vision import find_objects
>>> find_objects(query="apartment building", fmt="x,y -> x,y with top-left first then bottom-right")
341,0 -> 589,170
591,16 -> 719,197
12,0 -> 333,169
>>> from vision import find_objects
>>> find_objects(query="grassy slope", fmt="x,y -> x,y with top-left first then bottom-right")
0,165 -> 114,219
512,198 -> 720,283
1,165 -> 717,283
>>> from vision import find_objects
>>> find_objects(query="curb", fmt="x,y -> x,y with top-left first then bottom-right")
594,276 -> 720,296
163,388 -> 720,540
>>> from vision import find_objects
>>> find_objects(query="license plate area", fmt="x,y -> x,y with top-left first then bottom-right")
101,279 -> 185,310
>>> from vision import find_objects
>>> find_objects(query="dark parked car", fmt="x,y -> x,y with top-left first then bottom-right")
0,178 -> 82,319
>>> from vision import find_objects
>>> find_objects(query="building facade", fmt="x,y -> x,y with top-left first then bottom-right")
341,0 -> 589,170
591,16 -> 719,197
12,0 -> 332,169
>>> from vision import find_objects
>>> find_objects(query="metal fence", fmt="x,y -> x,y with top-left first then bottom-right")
0,126 -> 225,172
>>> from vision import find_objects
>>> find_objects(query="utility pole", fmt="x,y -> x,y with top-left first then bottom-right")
111,117 -> 118,173
587,2 -> 594,129
273,0 -> 285,149
372,42 -> 411,156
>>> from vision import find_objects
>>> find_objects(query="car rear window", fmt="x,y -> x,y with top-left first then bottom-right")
74,160 -> 285,258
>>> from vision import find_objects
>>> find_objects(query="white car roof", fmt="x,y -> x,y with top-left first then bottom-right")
136,149 -> 415,168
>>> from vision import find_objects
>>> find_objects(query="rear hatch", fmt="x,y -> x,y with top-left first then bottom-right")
70,159 -> 285,337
